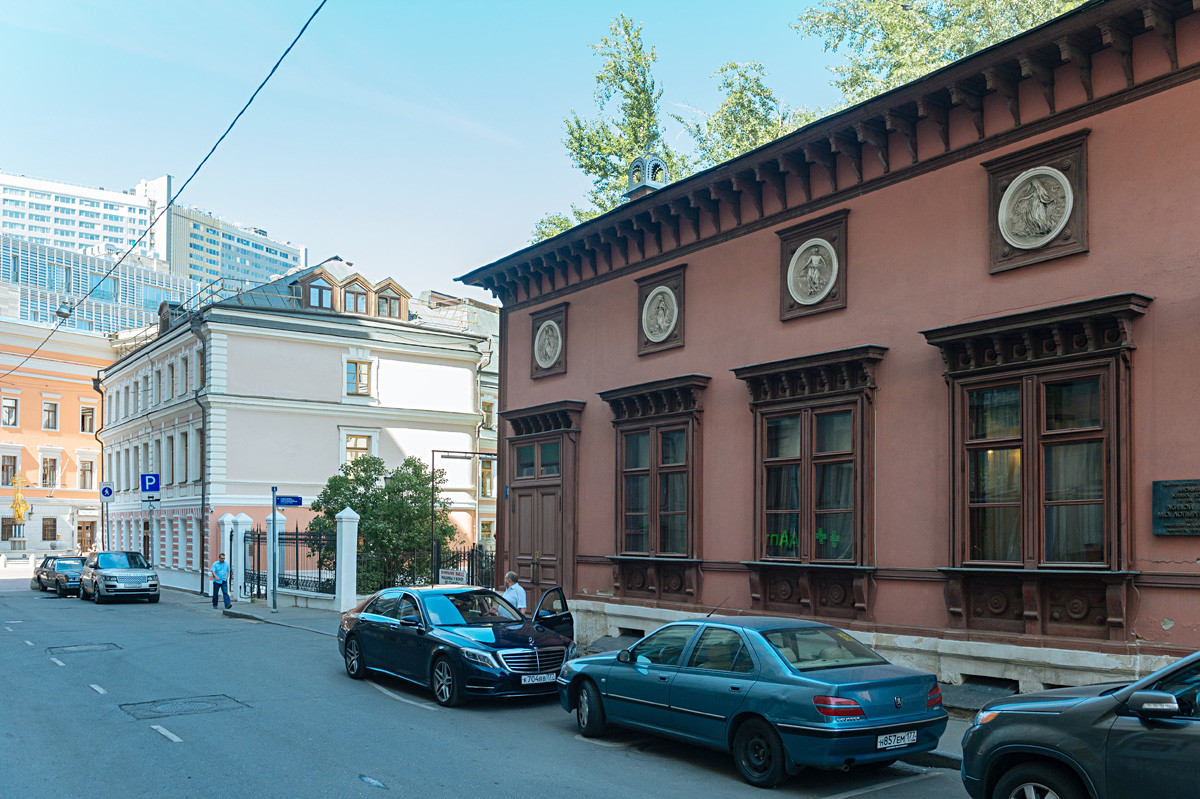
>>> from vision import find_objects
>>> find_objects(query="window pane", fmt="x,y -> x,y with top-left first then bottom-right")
659,514 -> 686,554
660,430 -> 686,465
624,433 -> 650,470
765,465 -> 799,512
969,448 -> 1021,503
814,512 -> 853,560
1045,442 -> 1103,501
630,625 -> 696,666
969,386 -> 1020,440
815,411 -> 852,453
765,514 -> 799,557
687,628 -> 753,673
815,462 -> 852,510
624,475 -> 649,514
766,415 -> 802,459
1046,378 -> 1100,430
1045,504 -> 1104,562
624,514 -> 648,552
540,442 -> 560,476
515,446 -> 535,478
969,506 -> 1021,561
660,472 -> 686,513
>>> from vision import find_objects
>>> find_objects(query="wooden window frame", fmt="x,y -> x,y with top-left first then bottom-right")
616,421 -> 694,557
307,278 -> 332,309
377,292 -> 402,318
344,286 -> 368,314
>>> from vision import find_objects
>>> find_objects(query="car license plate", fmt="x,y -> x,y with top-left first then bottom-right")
520,673 -> 556,685
877,730 -> 917,750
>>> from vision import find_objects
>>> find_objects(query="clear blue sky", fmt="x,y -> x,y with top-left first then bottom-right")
0,0 -> 844,304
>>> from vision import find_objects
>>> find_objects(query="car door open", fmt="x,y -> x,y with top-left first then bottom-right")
532,585 -> 574,640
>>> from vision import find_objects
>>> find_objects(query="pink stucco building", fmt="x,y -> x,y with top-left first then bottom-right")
461,0 -> 1200,687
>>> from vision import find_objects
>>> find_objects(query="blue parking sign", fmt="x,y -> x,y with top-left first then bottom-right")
140,473 -> 160,493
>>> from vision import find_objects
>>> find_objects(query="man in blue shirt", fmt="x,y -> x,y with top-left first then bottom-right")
211,553 -> 231,609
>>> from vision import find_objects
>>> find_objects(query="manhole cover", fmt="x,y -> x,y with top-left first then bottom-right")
48,643 -> 121,654
121,694 -> 248,720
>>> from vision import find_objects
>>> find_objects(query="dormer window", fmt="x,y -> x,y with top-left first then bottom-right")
377,290 -> 402,318
309,278 -> 331,308
344,286 -> 367,314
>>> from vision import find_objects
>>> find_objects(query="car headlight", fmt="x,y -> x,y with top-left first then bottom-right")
566,641 -> 578,661
461,648 -> 499,669
973,709 -> 1002,726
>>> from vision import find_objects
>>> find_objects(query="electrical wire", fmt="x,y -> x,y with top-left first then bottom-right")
0,0 -> 328,384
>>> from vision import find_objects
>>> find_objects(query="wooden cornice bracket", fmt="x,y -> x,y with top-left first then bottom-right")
883,108 -> 919,165
777,152 -> 812,203
829,132 -> 863,184
855,118 -> 890,174
753,162 -> 786,210
570,240 -> 598,277
633,212 -> 662,254
1056,36 -> 1094,101
668,198 -> 701,241
528,256 -> 551,293
1099,19 -> 1135,88
984,64 -> 1022,127
688,190 -> 721,234
649,205 -> 681,249
732,171 -> 765,219
949,80 -> 986,139
1142,1 -> 1178,71
587,232 -> 614,272
618,220 -> 645,261
1018,53 -> 1058,114
916,95 -> 950,152
711,182 -> 743,228
557,246 -> 582,283
802,141 -> 838,192
599,227 -> 629,265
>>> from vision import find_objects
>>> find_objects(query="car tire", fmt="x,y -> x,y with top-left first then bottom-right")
37,577 -> 47,591
344,637 -> 365,680
733,718 -> 788,789
79,582 -> 89,601
576,679 -> 607,737
148,594 -> 160,604
431,656 -> 462,707
92,585 -> 104,604
994,762 -> 1085,799
56,581 -> 67,598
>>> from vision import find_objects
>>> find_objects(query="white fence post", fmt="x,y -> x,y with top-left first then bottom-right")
217,513 -> 235,601
231,513 -> 253,600
335,507 -> 359,612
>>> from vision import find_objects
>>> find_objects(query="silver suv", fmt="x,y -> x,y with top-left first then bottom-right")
79,551 -> 160,604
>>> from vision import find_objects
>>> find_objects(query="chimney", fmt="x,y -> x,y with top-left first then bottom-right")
623,153 -> 669,201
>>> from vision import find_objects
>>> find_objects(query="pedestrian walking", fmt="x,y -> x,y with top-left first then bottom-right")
211,553 -> 232,609
502,570 -> 526,613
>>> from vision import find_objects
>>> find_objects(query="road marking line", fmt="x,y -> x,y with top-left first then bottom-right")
50,658 -> 65,666
823,770 -> 938,799
4,620 -> 22,624
574,733 -> 645,748
368,681 -> 438,710
24,640 -> 33,646
4,627 -> 11,632
90,684 -> 107,694
152,725 -> 182,743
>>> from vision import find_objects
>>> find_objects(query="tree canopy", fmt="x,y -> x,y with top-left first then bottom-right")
794,0 -> 1088,106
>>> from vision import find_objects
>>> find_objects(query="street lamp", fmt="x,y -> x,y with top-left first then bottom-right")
430,449 -> 496,586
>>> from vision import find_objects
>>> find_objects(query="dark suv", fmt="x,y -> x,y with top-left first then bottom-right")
961,650 -> 1200,799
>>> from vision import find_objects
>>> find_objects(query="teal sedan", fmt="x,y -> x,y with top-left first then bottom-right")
557,617 -> 946,788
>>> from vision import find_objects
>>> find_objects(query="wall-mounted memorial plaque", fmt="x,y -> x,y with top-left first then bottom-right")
1152,480 -> 1200,536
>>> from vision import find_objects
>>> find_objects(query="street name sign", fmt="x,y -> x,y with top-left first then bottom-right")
275,495 -> 303,507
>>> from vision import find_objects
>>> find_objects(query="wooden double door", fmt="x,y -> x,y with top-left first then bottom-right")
511,485 -> 562,609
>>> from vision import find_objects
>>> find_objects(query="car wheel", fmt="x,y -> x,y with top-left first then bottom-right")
56,581 -> 67,598
79,582 -> 89,601
92,584 -> 104,604
576,679 -> 607,737
148,594 -> 160,604
994,763 -> 1085,799
37,577 -> 47,591
733,718 -> 788,788
344,637 -> 365,680
431,656 -> 462,707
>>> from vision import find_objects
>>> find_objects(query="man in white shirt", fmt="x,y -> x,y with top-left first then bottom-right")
502,570 -> 527,614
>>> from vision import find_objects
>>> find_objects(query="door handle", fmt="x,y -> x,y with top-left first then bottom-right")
658,675 -> 669,682
729,685 -> 742,692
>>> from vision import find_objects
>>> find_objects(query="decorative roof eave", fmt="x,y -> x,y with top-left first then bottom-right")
732,345 -> 888,405
920,292 -> 1153,377
459,0 -> 1195,307
501,400 -> 586,437
599,374 -> 711,423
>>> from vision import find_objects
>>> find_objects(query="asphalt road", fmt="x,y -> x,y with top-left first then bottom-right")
1,567 -> 971,799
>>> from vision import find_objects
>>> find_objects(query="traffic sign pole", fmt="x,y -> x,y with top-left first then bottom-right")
270,486 -> 278,613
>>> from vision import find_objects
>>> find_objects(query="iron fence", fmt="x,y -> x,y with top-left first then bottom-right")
242,526 -> 336,597
356,543 -> 495,595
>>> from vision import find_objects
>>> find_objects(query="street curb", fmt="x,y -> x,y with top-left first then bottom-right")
221,607 -> 337,637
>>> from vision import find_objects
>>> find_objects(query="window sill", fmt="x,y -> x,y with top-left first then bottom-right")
741,561 -> 873,571
939,566 -> 1138,576
609,554 -> 700,564
342,395 -> 377,406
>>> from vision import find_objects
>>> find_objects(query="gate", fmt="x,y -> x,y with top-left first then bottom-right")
242,529 -> 266,599
241,526 -> 336,598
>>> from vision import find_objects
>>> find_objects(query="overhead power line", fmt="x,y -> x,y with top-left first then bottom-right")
0,0 -> 329,384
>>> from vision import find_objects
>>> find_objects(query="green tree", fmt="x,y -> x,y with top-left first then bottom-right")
794,0 -> 1088,106
310,455 -> 458,592
673,62 -> 818,170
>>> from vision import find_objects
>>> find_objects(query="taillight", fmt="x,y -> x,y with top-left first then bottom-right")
813,695 -> 865,718
927,684 -> 943,708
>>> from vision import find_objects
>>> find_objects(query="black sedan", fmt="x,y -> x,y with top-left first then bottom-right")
34,556 -> 85,596
961,649 -> 1200,799
338,585 -> 576,707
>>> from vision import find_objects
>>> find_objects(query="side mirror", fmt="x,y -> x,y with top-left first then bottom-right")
1128,690 -> 1181,719
617,650 -> 632,664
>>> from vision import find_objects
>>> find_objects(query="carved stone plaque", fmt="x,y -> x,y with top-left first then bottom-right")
635,265 -> 685,355
530,303 -> 567,378
777,210 -> 848,321
998,167 -> 1073,250
1152,480 -> 1200,535
641,286 -> 678,342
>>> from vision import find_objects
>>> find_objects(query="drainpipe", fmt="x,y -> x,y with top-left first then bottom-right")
189,316 -> 210,596
91,374 -> 106,551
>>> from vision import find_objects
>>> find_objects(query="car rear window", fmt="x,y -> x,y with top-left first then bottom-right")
762,627 -> 887,671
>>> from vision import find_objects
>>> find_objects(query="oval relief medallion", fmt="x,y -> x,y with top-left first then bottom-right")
533,319 -> 562,369
786,238 -> 838,306
641,285 -> 679,343
998,166 -> 1073,250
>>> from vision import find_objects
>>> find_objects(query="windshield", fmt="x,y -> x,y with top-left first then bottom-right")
57,560 -> 84,572
97,552 -> 149,570
762,627 -> 887,671
423,591 -> 522,627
